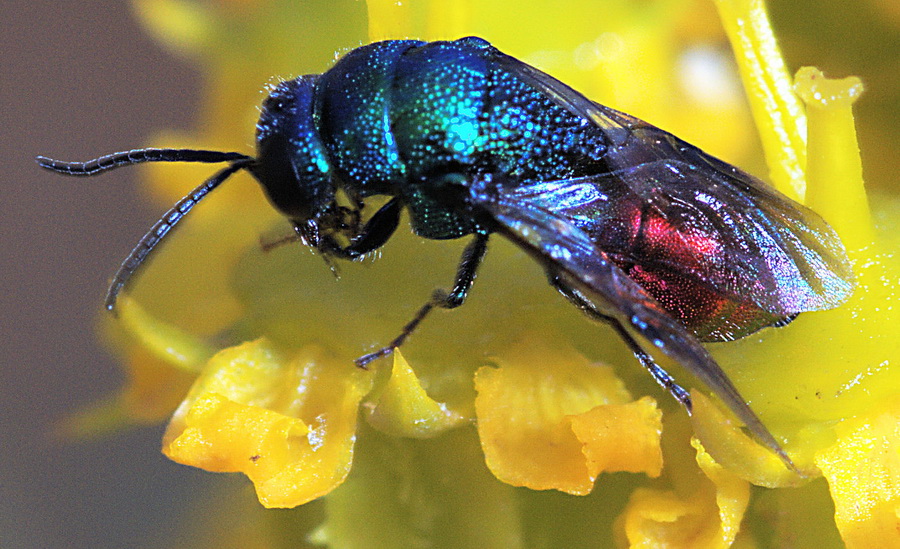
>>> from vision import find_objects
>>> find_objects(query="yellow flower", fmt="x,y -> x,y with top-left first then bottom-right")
67,0 -> 896,546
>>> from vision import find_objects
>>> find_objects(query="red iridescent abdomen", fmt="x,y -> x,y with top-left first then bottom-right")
606,202 -> 782,342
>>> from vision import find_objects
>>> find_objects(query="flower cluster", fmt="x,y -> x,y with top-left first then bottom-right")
66,0 -> 897,546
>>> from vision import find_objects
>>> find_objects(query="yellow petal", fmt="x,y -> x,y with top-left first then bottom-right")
569,397 -> 663,479
163,339 -> 374,508
120,346 -> 199,423
691,391 -> 802,487
694,439 -> 753,548
165,392 -> 310,471
815,403 -> 900,548
365,351 -> 467,438
616,437 -> 750,548
474,337 -> 661,494
134,0 -> 214,58
117,294 -> 214,372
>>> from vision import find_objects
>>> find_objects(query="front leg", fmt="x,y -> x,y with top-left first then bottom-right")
355,232 -> 490,368
321,198 -> 402,259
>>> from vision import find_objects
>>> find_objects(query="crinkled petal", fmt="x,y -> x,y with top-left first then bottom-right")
815,403 -> 900,547
616,437 -> 750,548
163,339 -> 374,508
365,351 -> 467,438
569,397 -> 663,479
474,338 -> 661,494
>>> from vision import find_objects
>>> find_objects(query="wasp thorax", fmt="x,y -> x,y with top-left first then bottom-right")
252,75 -> 334,224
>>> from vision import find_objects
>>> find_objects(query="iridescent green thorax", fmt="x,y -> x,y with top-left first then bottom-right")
308,37 -> 612,238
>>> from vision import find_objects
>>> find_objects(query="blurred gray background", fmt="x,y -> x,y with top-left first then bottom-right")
2,1 -> 896,548
2,2 -> 208,547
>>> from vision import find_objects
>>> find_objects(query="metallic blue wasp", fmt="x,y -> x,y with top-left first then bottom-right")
38,37 -> 854,469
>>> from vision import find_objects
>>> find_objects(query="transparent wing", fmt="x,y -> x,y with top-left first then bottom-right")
473,189 -> 789,463
492,50 -> 854,320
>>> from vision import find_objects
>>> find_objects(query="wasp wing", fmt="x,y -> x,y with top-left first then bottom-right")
474,189 -> 789,463
492,50 -> 854,327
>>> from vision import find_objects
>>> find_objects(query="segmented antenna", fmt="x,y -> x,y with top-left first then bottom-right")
36,148 -> 255,311
36,148 -> 252,175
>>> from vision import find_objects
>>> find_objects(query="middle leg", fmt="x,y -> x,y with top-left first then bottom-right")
355,232 -> 490,368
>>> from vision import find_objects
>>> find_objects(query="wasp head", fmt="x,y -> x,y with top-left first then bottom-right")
252,75 -> 335,237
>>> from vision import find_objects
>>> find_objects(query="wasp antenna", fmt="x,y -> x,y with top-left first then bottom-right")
36,148 -> 253,176
104,158 -> 253,312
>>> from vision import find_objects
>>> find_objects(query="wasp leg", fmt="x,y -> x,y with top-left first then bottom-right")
289,198 -> 402,278
324,198 -> 402,259
355,232 -> 490,368
770,313 -> 799,329
549,274 -> 693,412
260,232 -> 302,253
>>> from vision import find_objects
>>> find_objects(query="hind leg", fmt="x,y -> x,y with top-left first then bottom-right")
549,273 -> 692,411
